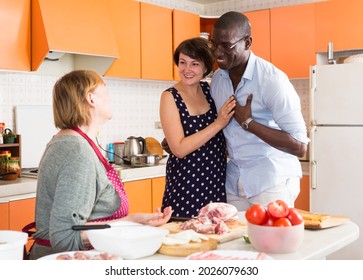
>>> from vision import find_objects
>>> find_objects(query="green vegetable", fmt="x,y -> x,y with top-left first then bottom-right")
243,234 -> 250,244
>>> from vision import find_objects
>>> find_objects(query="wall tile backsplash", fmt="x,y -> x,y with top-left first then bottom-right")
0,71 -> 309,153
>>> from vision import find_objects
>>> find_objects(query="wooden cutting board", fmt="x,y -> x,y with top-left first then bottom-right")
158,238 -> 218,257
145,137 -> 163,157
161,220 -> 247,244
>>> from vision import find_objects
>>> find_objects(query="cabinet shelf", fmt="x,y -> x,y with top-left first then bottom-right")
0,135 -> 22,177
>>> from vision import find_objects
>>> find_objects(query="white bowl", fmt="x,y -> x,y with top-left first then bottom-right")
247,222 -> 304,254
0,230 -> 28,260
87,221 -> 168,259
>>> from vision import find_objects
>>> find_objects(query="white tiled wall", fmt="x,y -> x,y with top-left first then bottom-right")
138,0 -> 326,16
0,71 -> 309,150
0,72 -> 174,149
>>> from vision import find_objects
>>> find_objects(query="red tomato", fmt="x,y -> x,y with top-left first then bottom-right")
273,217 -> 292,227
287,208 -> 304,225
263,214 -> 277,226
267,200 -> 290,218
245,204 -> 268,225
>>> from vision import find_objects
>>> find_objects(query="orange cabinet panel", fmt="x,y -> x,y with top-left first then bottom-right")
9,197 -> 36,253
124,179 -> 152,214
172,10 -> 200,80
141,3 -> 173,81
270,4 -> 316,78
316,0 -> 363,52
9,198 -> 35,231
0,0 -> 31,71
151,176 -> 166,211
295,175 -> 310,211
0,202 -> 9,230
105,0 -> 141,78
244,9 -> 271,62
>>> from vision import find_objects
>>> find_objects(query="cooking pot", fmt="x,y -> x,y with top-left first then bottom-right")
124,136 -> 145,157
128,154 -> 160,167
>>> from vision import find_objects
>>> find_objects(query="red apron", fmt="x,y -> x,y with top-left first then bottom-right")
24,129 -> 130,250
72,127 -> 129,220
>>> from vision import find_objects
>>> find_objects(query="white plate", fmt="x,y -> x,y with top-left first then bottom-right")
38,250 -> 122,260
186,250 -> 273,260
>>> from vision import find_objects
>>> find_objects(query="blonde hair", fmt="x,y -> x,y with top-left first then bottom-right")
53,70 -> 104,129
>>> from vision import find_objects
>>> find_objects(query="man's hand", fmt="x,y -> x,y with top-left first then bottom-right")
161,138 -> 172,154
233,94 -> 253,125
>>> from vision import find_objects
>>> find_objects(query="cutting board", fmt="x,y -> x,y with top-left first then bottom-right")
145,137 -> 163,157
158,238 -> 218,257
161,220 -> 247,244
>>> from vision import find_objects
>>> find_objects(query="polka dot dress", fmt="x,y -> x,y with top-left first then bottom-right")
161,81 -> 227,218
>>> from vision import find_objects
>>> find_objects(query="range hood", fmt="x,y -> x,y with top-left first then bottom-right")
32,0 -> 119,75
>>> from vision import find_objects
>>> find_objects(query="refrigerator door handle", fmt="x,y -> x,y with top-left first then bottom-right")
310,125 -> 317,190
311,160 -> 317,190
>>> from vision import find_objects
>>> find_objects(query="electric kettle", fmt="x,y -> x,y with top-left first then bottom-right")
123,136 -> 145,157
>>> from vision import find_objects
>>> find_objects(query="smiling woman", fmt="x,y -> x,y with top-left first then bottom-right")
159,37 -> 236,218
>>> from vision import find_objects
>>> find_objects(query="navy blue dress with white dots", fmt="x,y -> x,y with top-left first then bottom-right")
161,81 -> 227,218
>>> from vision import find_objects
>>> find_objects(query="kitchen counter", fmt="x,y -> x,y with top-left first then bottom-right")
143,216 -> 359,260
1,160 -> 308,199
0,163 -> 167,200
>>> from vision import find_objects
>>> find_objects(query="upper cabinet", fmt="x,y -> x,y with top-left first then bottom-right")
316,0 -> 363,52
172,10 -> 200,81
244,9 -> 271,62
270,4 -> 316,78
32,0 -> 118,75
141,3 -> 173,81
0,0 -> 31,71
105,0 -> 141,79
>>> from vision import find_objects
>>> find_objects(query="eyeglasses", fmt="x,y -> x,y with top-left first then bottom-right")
208,35 -> 249,53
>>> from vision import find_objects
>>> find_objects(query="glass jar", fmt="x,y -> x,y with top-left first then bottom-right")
0,157 -> 20,181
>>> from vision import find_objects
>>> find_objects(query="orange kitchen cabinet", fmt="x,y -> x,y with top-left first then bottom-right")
9,198 -> 35,231
295,175 -> 310,211
316,0 -> 363,52
0,202 -> 9,230
244,9 -> 271,62
270,4 -> 316,78
105,0 -> 141,79
9,197 -> 36,253
141,3 -> 173,81
124,179 -> 152,214
151,176 -> 166,211
0,0 -> 31,71
172,10 -> 200,80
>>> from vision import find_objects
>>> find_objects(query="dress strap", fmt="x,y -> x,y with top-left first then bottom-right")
71,127 -> 111,171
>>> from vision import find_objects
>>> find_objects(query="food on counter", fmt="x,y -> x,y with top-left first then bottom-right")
55,251 -> 119,260
162,230 -> 209,245
296,209 -> 331,228
245,200 -> 304,227
180,203 -> 239,234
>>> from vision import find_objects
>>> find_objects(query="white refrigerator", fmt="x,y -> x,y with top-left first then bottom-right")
310,63 -> 363,259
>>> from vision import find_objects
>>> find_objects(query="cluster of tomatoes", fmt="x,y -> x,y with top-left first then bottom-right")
245,200 -> 303,227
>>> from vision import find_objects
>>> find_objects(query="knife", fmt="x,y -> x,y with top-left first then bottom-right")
72,222 -> 142,231
72,224 -> 111,230
169,216 -> 194,222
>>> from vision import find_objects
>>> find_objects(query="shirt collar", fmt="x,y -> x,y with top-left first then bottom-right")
218,51 -> 256,82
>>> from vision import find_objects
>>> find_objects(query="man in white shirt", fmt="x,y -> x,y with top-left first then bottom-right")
209,11 -> 310,210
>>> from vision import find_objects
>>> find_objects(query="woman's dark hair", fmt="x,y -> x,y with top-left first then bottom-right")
173,37 -> 214,78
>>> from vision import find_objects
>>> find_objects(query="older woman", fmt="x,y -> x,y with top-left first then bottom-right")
30,70 -> 172,259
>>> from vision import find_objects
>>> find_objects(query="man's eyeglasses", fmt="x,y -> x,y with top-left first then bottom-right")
208,35 -> 249,53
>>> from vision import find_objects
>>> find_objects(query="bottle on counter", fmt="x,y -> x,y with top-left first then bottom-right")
107,143 -> 115,163
0,122 -> 5,144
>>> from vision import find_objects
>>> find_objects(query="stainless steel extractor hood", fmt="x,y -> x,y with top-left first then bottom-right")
32,0 -> 119,75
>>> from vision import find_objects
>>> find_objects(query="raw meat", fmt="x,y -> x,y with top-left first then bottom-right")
180,203 -> 238,235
